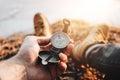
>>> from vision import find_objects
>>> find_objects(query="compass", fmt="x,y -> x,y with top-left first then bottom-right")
38,32 -> 70,65
51,32 -> 70,49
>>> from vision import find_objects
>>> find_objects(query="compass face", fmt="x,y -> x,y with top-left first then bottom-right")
51,32 -> 70,49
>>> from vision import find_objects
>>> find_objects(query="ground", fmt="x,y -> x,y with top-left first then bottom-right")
0,20 -> 120,80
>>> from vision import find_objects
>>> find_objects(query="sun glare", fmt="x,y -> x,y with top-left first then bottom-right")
72,0 -> 116,23
46,0 -> 119,26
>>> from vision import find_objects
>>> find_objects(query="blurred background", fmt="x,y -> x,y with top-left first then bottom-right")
0,0 -> 120,37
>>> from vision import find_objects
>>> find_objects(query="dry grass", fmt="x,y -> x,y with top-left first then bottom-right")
0,19 -> 120,80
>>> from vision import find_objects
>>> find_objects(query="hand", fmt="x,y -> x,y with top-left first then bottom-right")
15,36 -> 73,80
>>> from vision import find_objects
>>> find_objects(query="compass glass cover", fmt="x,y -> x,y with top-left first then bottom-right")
51,32 -> 70,49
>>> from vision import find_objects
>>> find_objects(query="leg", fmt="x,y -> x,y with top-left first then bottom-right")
73,24 -> 109,61
34,13 -> 51,37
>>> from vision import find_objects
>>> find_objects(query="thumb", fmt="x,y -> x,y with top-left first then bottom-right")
37,37 -> 50,46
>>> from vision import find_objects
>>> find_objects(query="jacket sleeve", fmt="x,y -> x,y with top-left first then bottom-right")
86,43 -> 120,73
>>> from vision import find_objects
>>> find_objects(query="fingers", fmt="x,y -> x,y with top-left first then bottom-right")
63,43 -> 74,56
37,37 -> 50,46
56,53 -> 67,75
56,44 -> 74,76
57,61 -> 67,76
58,61 -> 67,71
59,53 -> 68,62
40,43 -> 52,51
50,43 -> 73,77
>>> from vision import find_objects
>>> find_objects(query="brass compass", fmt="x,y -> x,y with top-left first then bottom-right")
38,19 -> 70,65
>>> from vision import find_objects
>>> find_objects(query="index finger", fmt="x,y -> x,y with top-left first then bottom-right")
37,37 -> 50,46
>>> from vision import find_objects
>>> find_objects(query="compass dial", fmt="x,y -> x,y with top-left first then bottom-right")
51,32 -> 70,49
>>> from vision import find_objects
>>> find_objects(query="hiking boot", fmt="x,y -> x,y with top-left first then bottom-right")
73,24 -> 109,61
34,13 -> 51,37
